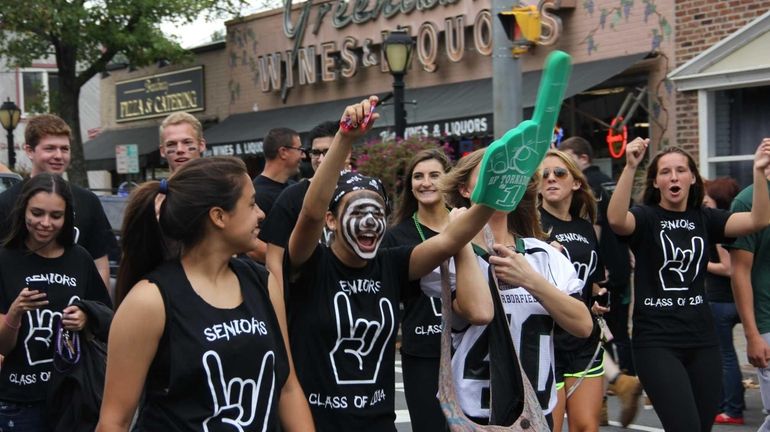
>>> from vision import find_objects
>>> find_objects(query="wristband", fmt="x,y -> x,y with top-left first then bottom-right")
3,315 -> 21,330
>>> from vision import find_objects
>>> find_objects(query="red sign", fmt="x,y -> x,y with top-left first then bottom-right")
607,116 -> 628,159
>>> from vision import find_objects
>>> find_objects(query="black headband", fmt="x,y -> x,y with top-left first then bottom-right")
330,171 -> 389,214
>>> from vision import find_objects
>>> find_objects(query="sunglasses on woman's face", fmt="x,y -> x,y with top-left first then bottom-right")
542,167 -> 569,179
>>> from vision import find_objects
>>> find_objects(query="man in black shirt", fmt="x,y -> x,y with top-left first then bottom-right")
0,114 -> 116,289
249,128 -> 302,263
260,121 -> 340,277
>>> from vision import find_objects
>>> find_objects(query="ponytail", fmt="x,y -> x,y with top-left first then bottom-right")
115,157 -> 247,306
115,181 -> 167,307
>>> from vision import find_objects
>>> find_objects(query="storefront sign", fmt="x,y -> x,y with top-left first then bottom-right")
204,140 -> 264,157
606,116 -> 628,158
261,0 -> 569,96
378,114 -> 492,140
116,67 -> 205,122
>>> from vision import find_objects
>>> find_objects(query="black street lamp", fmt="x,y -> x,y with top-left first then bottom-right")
382,29 -> 414,139
0,98 -> 21,169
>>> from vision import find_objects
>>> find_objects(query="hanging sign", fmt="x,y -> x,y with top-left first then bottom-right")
606,116 -> 628,159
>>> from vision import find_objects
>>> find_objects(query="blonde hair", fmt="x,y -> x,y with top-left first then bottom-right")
159,112 -> 203,144
440,148 -> 547,240
540,150 -> 597,223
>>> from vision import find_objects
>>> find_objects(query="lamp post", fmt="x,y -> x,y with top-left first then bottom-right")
0,98 -> 21,169
382,29 -> 414,139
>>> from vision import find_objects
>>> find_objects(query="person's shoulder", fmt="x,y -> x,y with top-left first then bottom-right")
387,217 -> 415,235
70,183 -> 104,205
0,181 -> 22,206
584,165 -> 612,184
735,184 -> 755,203
69,244 -> 94,259
522,237 -> 552,252
282,178 -> 310,196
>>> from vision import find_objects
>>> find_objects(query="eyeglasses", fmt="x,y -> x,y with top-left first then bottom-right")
281,146 -> 307,155
542,167 -> 569,179
309,148 -> 329,158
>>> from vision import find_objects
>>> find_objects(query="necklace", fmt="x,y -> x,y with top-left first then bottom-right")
412,211 -> 428,241
412,209 -> 449,241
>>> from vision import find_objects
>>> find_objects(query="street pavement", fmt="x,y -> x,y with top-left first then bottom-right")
394,323 -> 764,431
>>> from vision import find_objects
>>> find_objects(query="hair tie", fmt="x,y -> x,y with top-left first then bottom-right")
159,178 -> 169,195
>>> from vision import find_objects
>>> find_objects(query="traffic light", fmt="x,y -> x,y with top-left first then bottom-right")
498,5 -> 542,56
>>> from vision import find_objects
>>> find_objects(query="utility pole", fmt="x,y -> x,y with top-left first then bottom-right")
492,0 -> 522,138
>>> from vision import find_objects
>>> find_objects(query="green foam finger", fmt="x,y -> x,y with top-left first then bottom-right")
471,50 -> 572,212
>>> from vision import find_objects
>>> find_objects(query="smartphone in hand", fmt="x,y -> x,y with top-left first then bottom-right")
593,291 -> 611,307
27,276 -> 48,294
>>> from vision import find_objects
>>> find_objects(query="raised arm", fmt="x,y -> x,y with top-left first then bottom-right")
724,139 -> 770,238
409,204 -> 495,280
288,96 -> 378,268
608,138 -> 648,236
450,212 -> 493,325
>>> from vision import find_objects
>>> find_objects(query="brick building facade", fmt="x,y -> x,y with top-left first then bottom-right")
673,0 -> 770,160
90,0 -> 681,183
670,3 -> 770,185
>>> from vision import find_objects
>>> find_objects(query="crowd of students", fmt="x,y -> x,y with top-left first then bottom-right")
1,97 -> 770,432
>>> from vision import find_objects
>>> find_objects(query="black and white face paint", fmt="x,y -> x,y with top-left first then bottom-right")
340,196 -> 386,260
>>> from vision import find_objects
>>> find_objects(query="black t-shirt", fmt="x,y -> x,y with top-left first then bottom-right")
705,244 -> 733,303
583,166 -> 631,289
287,244 -> 413,432
0,245 -> 111,402
253,174 -> 295,217
540,208 -> 603,353
137,258 -> 288,432
258,180 -> 310,247
383,218 -> 442,358
627,204 -> 731,348
0,181 -> 116,260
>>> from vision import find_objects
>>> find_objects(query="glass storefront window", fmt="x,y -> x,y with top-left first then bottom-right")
708,85 -> 770,188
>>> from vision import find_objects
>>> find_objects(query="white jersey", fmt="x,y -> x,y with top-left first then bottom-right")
423,238 -> 582,418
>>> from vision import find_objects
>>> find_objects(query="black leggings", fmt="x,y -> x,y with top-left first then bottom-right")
401,353 -> 446,431
633,345 -> 721,432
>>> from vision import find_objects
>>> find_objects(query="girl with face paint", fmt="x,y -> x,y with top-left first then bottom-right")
607,138 -> 770,431
285,96 -> 497,431
434,149 -> 593,427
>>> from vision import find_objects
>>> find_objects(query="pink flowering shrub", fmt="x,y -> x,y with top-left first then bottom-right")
353,135 -> 452,202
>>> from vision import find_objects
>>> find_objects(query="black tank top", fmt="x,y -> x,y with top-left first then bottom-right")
136,258 -> 288,432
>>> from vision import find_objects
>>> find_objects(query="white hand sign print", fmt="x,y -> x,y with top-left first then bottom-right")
202,350 -> 275,432
658,231 -> 704,291
330,292 -> 394,385
24,309 -> 60,366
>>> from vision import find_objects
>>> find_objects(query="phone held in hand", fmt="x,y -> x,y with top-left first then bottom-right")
593,291 -> 610,307
27,276 -> 48,294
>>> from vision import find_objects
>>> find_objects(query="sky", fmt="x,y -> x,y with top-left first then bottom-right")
161,1 -> 282,48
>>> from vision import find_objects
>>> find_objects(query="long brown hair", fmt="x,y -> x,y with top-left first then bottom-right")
115,157 -> 248,306
539,150 -> 597,223
391,148 -> 451,225
643,147 -> 704,210
3,174 -> 75,249
440,148 -> 546,240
